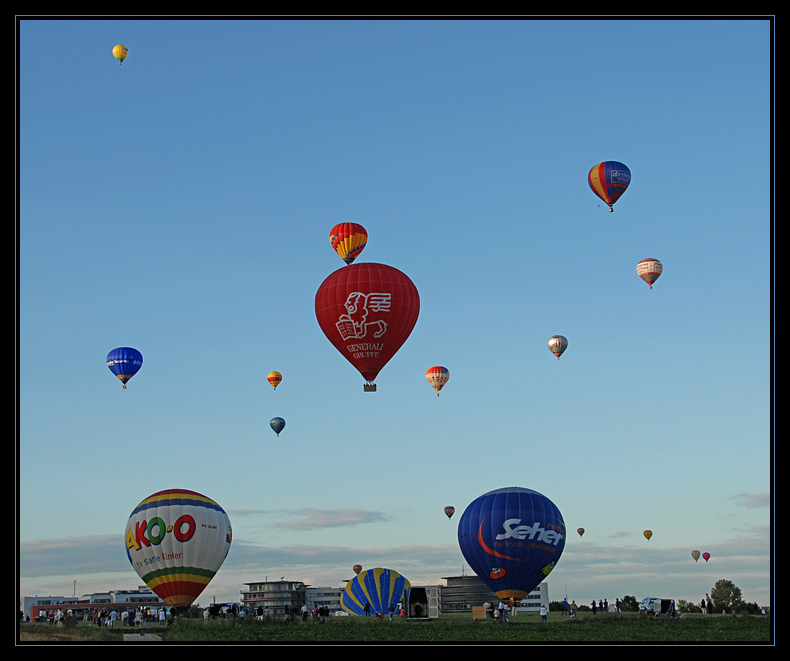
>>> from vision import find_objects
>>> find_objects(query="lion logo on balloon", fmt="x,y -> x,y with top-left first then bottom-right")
336,292 -> 391,340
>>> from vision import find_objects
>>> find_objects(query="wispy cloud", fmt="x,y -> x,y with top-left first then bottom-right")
730,493 -> 770,508
274,509 -> 391,530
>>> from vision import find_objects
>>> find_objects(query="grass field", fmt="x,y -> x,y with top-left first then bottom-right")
18,611 -> 773,644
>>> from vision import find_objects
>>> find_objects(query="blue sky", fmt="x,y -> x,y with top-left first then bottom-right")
18,17 -> 772,609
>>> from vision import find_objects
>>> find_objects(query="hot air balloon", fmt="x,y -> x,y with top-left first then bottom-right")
588,161 -> 631,211
330,223 -> 368,265
353,564 -> 363,575
548,335 -> 568,360
315,263 -> 420,391
107,347 -> 143,389
577,528 -> 585,537
125,489 -> 232,609
702,552 -> 711,562
340,568 -> 411,616
270,417 -> 286,436
426,366 -> 450,396
444,506 -> 455,520
637,258 -> 663,289
457,487 -> 566,600
691,549 -> 701,563
267,371 -> 283,390
643,530 -> 653,541
112,44 -> 128,64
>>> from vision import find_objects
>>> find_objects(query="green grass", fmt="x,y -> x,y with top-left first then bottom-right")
21,611 -> 770,644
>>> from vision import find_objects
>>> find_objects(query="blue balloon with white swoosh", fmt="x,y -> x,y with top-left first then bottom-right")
457,486 -> 566,600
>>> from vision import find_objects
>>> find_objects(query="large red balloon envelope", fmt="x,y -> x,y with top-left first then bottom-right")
315,263 -> 420,391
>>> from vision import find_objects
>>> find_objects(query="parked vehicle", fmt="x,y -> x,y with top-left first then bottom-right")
639,597 -> 675,616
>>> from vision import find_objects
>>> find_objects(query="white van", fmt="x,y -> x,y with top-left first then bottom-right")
639,597 -> 674,616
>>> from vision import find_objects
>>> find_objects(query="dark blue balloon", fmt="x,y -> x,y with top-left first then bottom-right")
457,486 -> 566,600
107,347 -> 143,389
270,417 -> 286,436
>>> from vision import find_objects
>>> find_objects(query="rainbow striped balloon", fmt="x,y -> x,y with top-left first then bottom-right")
125,489 -> 232,608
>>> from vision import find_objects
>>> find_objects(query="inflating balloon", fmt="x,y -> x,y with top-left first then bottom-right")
457,486 -> 566,600
340,568 -> 410,616
330,223 -> 368,265
112,44 -> 128,64
315,263 -> 420,391
643,530 -> 653,541
267,371 -> 283,390
270,417 -> 286,436
426,366 -> 450,396
444,506 -> 455,520
125,489 -> 232,608
548,335 -> 568,360
637,258 -> 663,289
107,347 -> 143,389
691,549 -> 701,562
588,161 -> 631,211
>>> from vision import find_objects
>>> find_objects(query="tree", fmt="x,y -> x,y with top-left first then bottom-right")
620,595 -> 639,612
710,579 -> 743,613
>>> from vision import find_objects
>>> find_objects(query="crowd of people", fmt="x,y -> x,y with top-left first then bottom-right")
25,605 -> 170,627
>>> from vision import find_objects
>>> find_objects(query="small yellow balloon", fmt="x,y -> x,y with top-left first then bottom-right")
267,371 -> 283,390
112,45 -> 129,65
643,530 -> 653,541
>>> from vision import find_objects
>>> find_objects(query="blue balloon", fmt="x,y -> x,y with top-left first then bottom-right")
107,347 -> 143,389
340,568 -> 410,616
270,417 -> 286,436
457,486 -> 566,600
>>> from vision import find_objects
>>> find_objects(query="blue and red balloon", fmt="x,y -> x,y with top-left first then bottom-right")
588,161 -> 631,211
457,486 -> 566,600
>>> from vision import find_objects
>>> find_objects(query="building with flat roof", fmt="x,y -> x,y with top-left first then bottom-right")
22,588 -> 165,621
440,575 -> 549,613
239,579 -> 307,617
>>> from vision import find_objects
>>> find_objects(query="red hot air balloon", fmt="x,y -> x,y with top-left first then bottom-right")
702,552 -> 711,562
353,564 -> 363,574
444,506 -> 455,520
315,263 -> 420,391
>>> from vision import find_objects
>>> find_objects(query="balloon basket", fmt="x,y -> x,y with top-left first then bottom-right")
364,383 -> 377,392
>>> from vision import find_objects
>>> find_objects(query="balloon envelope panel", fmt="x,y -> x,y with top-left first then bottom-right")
340,568 -> 411,615
457,487 -> 566,600
125,489 -> 232,608
315,263 -> 420,384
